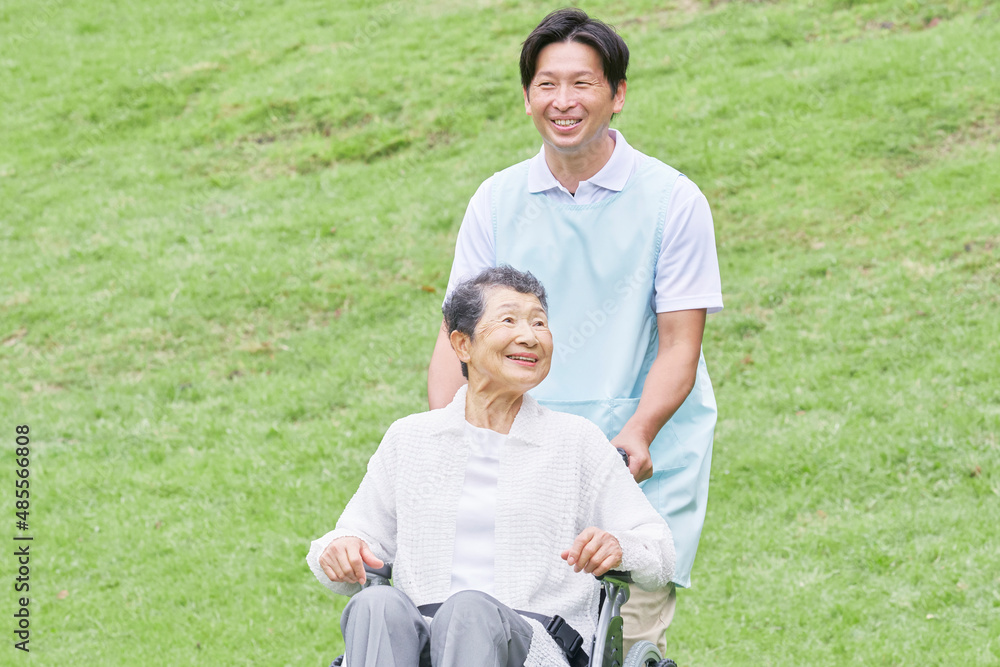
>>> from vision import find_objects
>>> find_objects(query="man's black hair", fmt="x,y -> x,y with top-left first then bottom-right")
519,8 -> 629,98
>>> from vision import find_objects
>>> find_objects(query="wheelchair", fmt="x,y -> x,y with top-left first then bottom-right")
330,563 -> 677,667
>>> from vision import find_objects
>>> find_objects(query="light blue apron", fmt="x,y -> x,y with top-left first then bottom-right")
491,156 -> 717,587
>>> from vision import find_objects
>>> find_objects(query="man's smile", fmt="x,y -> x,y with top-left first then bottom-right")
551,118 -> 583,129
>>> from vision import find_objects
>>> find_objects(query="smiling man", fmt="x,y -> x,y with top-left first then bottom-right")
427,8 -> 723,656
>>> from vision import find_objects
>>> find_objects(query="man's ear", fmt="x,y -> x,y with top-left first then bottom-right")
523,87 -> 532,115
612,79 -> 627,114
450,329 -> 472,364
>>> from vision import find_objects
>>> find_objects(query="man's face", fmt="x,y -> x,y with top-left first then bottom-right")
523,40 -> 626,156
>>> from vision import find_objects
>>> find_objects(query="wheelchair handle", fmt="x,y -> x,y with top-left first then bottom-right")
616,447 -> 629,467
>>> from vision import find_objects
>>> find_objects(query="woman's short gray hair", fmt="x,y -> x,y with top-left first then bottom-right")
442,265 -> 548,379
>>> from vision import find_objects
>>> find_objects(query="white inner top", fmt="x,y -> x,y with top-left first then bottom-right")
449,421 -> 505,596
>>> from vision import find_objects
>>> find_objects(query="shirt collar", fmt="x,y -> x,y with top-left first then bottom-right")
433,384 -> 546,447
527,129 -> 635,195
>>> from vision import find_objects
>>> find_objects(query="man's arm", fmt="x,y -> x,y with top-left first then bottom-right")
428,179 -> 494,409
612,309 -> 706,482
428,319 -> 467,409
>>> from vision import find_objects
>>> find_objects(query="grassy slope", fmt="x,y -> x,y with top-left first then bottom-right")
1,0 -> 998,664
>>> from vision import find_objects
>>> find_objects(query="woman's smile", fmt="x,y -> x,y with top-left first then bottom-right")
506,353 -> 539,366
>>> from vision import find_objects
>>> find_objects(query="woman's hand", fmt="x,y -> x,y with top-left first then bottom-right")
561,527 -> 622,577
319,537 -> 384,585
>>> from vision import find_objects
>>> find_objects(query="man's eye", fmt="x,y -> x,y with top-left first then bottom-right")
503,317 -> 515,323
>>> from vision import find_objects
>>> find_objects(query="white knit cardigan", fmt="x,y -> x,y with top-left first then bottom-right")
307,386 -> 675,666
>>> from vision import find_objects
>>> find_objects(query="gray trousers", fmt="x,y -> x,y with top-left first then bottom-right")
340,586 -> 533,667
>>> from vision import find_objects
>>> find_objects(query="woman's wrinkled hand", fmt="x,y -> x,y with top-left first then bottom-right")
561,527 -> 622,577
319,537 -> 384,585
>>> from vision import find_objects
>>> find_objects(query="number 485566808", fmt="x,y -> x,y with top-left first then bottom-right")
15,425 -> 29,530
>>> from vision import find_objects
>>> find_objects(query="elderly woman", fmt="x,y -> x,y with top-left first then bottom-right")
307,266 -> 674,667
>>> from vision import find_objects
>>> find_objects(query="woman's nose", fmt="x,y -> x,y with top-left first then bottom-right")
515,322 -> 537,345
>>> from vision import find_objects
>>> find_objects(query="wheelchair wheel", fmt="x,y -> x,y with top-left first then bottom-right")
622,640 -> 662,667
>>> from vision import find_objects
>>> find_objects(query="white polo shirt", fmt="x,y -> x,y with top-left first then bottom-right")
445,129 -> 723,315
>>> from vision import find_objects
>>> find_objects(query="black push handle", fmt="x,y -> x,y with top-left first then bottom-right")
616,447 -> 629,467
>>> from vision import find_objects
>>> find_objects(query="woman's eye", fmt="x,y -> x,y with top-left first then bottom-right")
503,317 -> 515,323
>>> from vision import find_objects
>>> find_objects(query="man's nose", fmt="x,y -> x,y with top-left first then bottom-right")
553,85 -> 577,110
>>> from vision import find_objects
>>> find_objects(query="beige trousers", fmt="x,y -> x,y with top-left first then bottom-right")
621,583 -> 677,658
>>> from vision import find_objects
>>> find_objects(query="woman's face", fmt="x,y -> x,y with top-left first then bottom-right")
462,287 -> 553,394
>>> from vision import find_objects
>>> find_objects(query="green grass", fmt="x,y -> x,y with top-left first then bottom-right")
2,0 -> 998,664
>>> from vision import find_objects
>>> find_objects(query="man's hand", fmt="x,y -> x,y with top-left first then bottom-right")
612,309 -> 707,483
561,527 -> 622,577
612,430 -> 653,482
319,537 -> 384,585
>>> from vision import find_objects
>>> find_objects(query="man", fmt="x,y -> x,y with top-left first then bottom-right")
427,8 -> 722,657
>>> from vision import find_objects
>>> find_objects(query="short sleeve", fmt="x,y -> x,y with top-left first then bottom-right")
444,178 -> 496,301
654,176 -> 724,314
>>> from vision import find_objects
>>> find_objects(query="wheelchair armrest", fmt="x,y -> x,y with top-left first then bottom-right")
596,570 -> 632,585
595,570 -> 632,611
